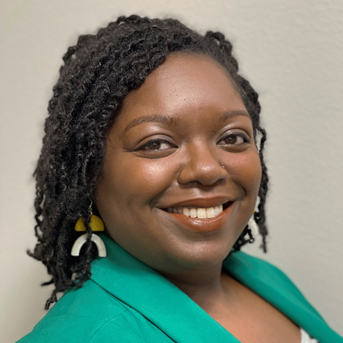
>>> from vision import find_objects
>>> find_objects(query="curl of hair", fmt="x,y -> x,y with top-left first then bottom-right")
28,15 -> 269,309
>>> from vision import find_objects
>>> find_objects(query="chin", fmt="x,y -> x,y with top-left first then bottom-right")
161,238 -> 234,272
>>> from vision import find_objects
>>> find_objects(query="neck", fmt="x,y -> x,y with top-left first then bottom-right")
163,263 -> 231,311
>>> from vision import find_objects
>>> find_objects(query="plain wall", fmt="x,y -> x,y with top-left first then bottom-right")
1,0 -> 342,341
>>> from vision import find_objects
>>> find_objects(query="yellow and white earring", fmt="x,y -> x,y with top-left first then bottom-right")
71,200 -> 107,257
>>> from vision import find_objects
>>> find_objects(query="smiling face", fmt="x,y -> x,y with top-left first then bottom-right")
94,53 -> 261,276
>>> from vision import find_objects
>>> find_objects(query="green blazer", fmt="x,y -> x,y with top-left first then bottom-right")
18,235 -> 342,343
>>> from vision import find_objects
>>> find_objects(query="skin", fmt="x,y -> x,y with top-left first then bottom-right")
94,53 -> 300,342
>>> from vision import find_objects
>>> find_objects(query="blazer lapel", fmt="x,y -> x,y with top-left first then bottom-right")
91,235 -> 342,342
224,252 -> 343,343
91,235 -> 239,343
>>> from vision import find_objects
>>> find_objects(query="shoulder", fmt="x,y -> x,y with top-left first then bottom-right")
227,250 -> 305,290
17,279 -> 154,343
224,251 -> 325,320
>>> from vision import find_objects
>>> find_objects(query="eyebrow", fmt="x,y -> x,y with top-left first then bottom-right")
123,110 -> 250,133
219,110 -> 250,122
123,114 -> 180,133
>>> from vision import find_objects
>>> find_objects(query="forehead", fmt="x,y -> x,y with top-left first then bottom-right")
117,53 -> 246,126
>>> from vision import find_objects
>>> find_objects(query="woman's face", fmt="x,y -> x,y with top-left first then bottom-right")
94,53 -> 261,275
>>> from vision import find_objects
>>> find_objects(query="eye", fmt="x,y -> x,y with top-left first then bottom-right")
218,132 -> 250,147
137,139 -> 177,151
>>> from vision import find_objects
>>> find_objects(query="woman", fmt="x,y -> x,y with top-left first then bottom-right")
18,15 -> 342,342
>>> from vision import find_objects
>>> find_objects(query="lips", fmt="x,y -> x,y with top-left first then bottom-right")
163,196 -> 230,209
167,204 -> 224,219
161,197 -> 234,232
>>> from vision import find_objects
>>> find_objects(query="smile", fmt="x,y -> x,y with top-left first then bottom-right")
162,200 -> 233,232
166,204 -> 225,219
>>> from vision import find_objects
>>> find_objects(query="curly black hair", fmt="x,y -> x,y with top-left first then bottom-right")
28,14 -> 269,309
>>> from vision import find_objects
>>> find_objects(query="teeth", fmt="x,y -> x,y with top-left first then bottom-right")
190,209 -> 197,218
197,208 -> 207,218
214,205 -> 223,216
167,204 -> 226,219
206,207 -> 215,218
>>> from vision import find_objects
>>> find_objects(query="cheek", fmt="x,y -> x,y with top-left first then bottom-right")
224,151 -> 262,193
137,163 -> 171,188
98,153 -> 177,205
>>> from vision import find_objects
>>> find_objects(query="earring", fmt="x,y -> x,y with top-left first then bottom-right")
248,200 -> 260,237
248,214 -> 259,237
71,200 -> 107,257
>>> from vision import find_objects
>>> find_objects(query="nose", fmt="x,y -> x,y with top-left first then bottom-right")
177,143 -> 227,186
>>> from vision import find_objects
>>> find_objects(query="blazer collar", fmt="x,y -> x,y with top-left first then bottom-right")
224,254 -> 342,343
90,235 -> 341,343
91,235 -> 239,342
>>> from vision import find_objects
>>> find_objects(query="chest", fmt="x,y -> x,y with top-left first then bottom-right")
207,277 -> 301,343
213,304 -> 300,343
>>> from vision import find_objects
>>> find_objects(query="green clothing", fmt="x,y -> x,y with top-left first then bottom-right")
18,235 -> 342,342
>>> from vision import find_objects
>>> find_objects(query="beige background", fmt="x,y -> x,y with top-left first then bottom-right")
1,0 -> 342,341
